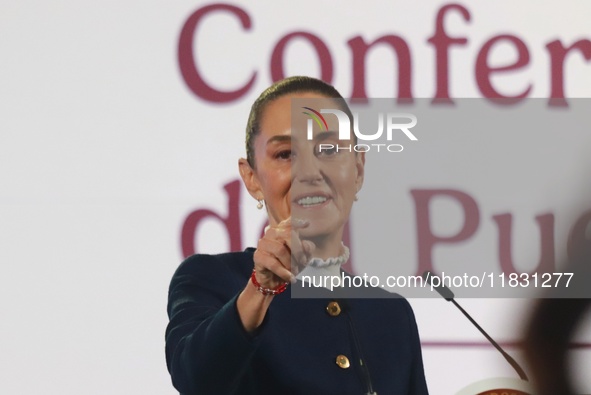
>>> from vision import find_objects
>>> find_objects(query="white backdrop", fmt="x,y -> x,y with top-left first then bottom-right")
1,0 -> 591,394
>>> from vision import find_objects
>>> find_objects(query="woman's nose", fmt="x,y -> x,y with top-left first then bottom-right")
293,155 -> 323,183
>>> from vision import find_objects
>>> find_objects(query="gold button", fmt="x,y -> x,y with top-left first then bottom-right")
326,301 -> 341,316
336,354 -> 350,369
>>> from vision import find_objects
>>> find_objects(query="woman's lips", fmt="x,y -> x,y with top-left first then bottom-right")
293,193 -> 332,208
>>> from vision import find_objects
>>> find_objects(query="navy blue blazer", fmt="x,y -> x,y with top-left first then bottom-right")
165,249 -> 429,395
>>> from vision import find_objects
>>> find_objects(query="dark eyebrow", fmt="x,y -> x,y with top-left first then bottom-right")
289,131 -> 340,142
314,131 -> 339,140
266,135 -> 291,145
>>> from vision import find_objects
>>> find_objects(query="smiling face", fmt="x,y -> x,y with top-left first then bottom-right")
239,91 -> 364,256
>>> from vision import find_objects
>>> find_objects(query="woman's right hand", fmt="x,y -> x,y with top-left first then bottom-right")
238,218 -> 315,332
252,217 -> 315,290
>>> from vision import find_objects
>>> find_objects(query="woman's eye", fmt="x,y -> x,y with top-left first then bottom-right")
275,150 -> 292,160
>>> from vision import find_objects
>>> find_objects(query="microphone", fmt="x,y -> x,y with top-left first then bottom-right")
422,271 -> 529,381
338,299 -> 378,395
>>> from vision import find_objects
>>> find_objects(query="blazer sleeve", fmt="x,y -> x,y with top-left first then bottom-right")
165,253 -> 263,395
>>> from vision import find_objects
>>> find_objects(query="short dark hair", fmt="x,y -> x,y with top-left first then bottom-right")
245,76 -> 353,168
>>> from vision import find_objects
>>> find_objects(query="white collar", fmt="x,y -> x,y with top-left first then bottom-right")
296,244 -> 349,289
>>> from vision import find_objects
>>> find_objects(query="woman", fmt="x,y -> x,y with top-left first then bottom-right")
165,76 -> 429,394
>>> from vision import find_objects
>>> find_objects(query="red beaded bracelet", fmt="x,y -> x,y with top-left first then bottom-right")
250,269 -> 289,295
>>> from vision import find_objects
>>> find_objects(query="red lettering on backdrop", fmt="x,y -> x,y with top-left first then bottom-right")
567,210 -> 591,260
270,32 -> 334,83
347,36 -> 413,101
177,3 -> 590,105
411,189 -> 480,276
180,182 -> 588,278
476,35 -> 532,102
427,3 -> 471,104
546,39 -> 591,106
492,213 -> 555,275
178,4 -> 256,103
181,180 -> 242,257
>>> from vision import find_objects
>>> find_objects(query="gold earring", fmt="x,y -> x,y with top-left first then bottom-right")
257,199 -> 264,210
